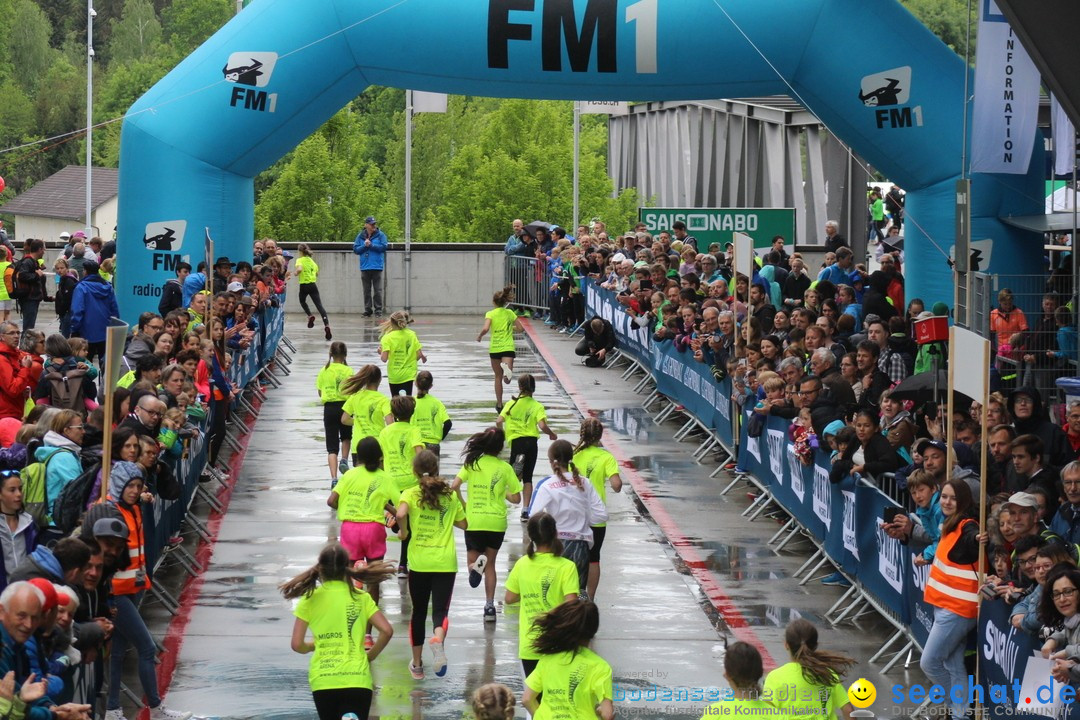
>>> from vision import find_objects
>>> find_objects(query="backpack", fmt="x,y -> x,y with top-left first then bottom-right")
44,366 -> 89,411
9,258 -> 32,299
51,462 -> 101,535
21,448 -> 76,529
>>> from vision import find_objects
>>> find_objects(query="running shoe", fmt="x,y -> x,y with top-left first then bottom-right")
469,556 -> 487,588
307,315 -> 315,328
324,325 -> 333,341
339,458 -> 349,474
330,477 -> 337,491
149,705 -> 193,720
429,638 -> 448,677
545,317 -> 556,326
363,310 -> 373,317
409,661 -> 425,680
484,603 -> 497,623
495,403 -> 504,414
520,510 -> 529,522
364,633 -> 374,650
397,565 -> 408,579
502,365 -> 513,385
821,572 -> 851,587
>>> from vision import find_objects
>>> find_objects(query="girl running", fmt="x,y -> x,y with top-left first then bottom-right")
477,285 -> 523,412
281,543 -> 394,720
295,243 -> 332,340
699,642 -> 774,719
472,683 -> 516,720
572,418 -> 623,600
396,449 -> 467,680
379,311 -> 426,397
379,396 -> 424,577
451,427 -> 522,622
316,341 -> 353,488
497,374 -> 557,521
522,598 -> 614,720
530,440 -> 607,592
340,365 -> 392,465
763,618 -> 855,720
412,371 -> 452,458
327,436 -> 400,632
504,512 -> 579,677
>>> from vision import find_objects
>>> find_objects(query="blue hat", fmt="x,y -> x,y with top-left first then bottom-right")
823,420 -> 845,438
364,216 -> 377,225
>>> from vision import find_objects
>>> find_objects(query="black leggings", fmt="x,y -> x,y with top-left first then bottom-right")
209,397 -> 229,466
408,571 -> 454,646
312,687 -> 373,720
299,283 -> 329,325
322,401 -> 352,455
510,436 -> 539,485
389,380 -> 413,397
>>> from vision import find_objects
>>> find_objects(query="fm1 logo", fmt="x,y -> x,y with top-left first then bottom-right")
142,220 -> 190,271
488,0 -> 657,74
859,66 -> 924,129
223,51 -> 279,113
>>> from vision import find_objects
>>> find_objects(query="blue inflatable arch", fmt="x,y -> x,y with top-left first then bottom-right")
117,0 -> 1042,319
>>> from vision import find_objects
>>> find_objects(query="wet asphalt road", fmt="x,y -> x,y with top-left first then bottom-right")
148,314 -> 928,719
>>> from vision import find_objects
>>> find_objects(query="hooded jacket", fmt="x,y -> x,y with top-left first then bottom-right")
107,461 -> 149,596
1009,386 -> 1073,467
0,512 -> 36,589
70,274 -> 120,343
36,431 -> 82,517
8,545 -> 64,584
0,342 -> 34,421
353,228 -> 388,271
158,277 -> 183,316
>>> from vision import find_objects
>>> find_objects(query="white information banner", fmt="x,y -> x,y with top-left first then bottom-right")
412,91 -> 447,114
951,327 -> 990,402
969,0 -> 1040,174
576,101 -> 629,116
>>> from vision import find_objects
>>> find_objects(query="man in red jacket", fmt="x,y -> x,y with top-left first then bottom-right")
0,321 -> 34,420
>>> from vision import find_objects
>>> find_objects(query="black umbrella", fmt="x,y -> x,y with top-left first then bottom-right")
523,220 -> 553,238
887,369 -> 972,405
880,236 -> 905,255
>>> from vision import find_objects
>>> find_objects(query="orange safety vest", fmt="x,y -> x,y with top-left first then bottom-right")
924,518 -> 979,618
110,502 -> 150,596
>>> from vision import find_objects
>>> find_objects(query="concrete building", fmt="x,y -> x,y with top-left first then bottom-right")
0,165 -> 119,243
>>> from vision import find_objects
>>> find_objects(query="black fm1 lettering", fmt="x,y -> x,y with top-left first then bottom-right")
229,87 -> 277,113
152,253 -> 184,272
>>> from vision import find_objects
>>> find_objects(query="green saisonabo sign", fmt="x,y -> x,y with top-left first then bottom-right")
639,208 -> 796,251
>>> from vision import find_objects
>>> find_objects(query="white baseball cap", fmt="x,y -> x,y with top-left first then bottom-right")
59,231 -> 71,239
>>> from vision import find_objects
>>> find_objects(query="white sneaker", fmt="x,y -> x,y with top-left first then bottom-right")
149,705 -> 193,720
104,710 -> 128,720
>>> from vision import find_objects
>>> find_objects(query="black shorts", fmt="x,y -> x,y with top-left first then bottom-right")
464,530 -> 505,553
589,526 -> 606,563
489,351 -> 516,359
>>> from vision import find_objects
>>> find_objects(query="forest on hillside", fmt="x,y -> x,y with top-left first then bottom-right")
0,0 -> 974,243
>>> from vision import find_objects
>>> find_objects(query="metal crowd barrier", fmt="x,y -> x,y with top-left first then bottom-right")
503,255 -> 550,312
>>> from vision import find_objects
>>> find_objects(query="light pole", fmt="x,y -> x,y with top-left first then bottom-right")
85,0 -> 96,236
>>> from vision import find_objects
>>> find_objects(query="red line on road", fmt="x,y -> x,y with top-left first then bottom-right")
522,319 -> 778,669
137,396 -> 264,719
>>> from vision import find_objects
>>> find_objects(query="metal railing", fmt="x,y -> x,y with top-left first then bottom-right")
504,256 -> 550,312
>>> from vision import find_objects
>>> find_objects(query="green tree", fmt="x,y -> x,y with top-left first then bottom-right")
9,0 -> 56,94
92,54 -> 176,165
161,0 -> 231,54
108,0 -> 162,64
901,0 -> 976,56
33,55 -> 85,173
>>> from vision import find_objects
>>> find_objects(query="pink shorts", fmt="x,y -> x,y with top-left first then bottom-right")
340,521 -> 387,562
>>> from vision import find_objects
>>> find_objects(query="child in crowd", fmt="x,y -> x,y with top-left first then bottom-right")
906,470 -> 942,566
790,407 -> 818,465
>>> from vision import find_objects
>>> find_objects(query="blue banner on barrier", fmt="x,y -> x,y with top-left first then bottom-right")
586,284 -> 652,368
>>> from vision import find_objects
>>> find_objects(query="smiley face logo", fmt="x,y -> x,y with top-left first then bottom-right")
848,678 -> 876,709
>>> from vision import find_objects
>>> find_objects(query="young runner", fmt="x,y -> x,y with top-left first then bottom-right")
699,642 -> 774,719
316,341 -> 353,488
496,374 -> 556,521
327,436 -> 399,638
451,427 -> 521,622
477,285 -> 523,411
471,683 -> 517,720
295,243 -> 332,340
504,512 -> 579,677
529,440 -> 607,592
339,365 -> 392,464
571,418 -> 623,599
412,370 -> 452,459
522,598 -> 614,720
763,619 -> 855,720
379,311 -> 426,396
281,543 -> 394,720
396,450 -> 467,680
379,396 -> 424,577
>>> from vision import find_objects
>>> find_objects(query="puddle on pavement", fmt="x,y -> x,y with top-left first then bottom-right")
597,406 -> 663,444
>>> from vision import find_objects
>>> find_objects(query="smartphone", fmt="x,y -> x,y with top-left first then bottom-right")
882,506 -> 904,524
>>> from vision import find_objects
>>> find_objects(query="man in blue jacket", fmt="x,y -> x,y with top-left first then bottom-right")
70,261 -> 119,364
353,215 -> 387,317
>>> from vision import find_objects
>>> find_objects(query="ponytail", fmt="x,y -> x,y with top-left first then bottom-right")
549,439 -> 584,491
574,418 -> 603,454
784,619 -> 855,687
354,437 -> 383,472
414,450 -> 451,510
493,285 -> 516,307
415,370 -> 433,399
472,683 -> 516,720
526,511 -> 563,558
341,364 -> 381,395
512,373 -> 536,401
379,310 -> 410,336
531,598 -> 599,656
462,427 -> 506,470
325,341 -> 347,369
279,542 -> 394,599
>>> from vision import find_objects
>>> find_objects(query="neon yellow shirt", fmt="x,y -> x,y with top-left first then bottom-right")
0,261 -> 10,302
379,421 -> 424,491
486,307 -> 518,354
293,581 -> 379,691
456,455 -> 522,532
701,698 -> 777,719
380,328 -> 422,384
399,485 -> 465,572
500,396 -> 547,440
117,370 -> 135,389
316,362 -> 353,404
295,255 -> 319,284
524,647 -> 613,719
411,393 -> 450,445
342,389 -> 391,453
763,662 -> 848,720
505,552 -> 579,660
571,446 -> 618,528
334,466 -> 400,523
